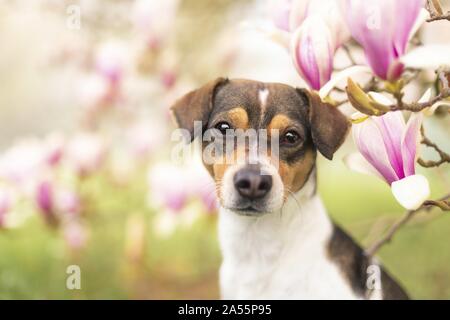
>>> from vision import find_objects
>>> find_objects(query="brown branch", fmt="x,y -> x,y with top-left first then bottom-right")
389,88 -> 450,111
389,67 -> 450,112
366,194 -> 450,257
418,126 -> 450,167
426,0 -> 450,22
341,44 -> 357,66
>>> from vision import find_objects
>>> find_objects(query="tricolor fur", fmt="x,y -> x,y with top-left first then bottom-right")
170,78 -> 409,300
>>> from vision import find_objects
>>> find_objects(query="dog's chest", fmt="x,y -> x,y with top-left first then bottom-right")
218,198 -> 361,299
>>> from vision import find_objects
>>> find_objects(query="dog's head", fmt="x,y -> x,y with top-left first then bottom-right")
171,78 -> 349,215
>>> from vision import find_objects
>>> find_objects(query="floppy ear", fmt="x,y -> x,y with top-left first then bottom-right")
170,77 -> 228,141
297,88 -> 350,160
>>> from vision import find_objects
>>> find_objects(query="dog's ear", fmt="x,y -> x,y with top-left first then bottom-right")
297,88 -> 350,160
170,77 -> 228,141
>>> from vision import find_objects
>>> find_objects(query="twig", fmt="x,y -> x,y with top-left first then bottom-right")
341,44 -> 357,66
389,67 -> 450,112
418,126 -> 450,167
426,0 -> 450,22
366,194 -> 450,257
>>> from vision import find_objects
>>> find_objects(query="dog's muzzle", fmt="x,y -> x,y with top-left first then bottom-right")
232,164 -> 273,213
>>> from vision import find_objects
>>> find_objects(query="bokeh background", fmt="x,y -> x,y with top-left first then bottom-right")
0,0 -> 449,299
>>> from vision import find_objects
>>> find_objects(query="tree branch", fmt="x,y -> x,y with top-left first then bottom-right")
366,194 -> 450,258
418,126 -> 450,167
426,0 -> 450,22
389,67 -> 450,112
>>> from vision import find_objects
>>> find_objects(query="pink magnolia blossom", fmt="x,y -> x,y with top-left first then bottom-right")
147,161 -> 218,214
341,0 -> 425,80
131,0 -> 179,49
0,139 -> 46,187
290,15 -> 335,90
44,133 -> 65,167
271,0 -> 348,44
0,189 -> 12,227
351,111 -> 430,209
95,42 -> 126,84
271,0 -> 349,89
55,189 -> 81,216
270,0 -> 294,32
148,163 -> 189,212
66,132 -> 106,176
35,179 -> 81,223
187,163 -> 218,214
125,120 -> 165,158
63,221 -> 88,250
35,180 -> 55,221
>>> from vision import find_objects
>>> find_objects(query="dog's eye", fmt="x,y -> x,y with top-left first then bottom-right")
281,130 -> 301,145
215,122 -> 232,135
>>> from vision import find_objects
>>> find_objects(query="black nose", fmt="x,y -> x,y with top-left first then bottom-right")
233,167 -> 273,200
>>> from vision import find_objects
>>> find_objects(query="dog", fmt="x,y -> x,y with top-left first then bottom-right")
170,78 -> 409,300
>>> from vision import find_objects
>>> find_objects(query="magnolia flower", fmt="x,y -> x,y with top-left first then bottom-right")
56,189 -> 81,216
35,179 -> 81,223
66,132 -> 106,176
125,120 -> 165,158
148,163 -> 189,212
0,139 -> 46,188
271,0 -> 349,44
79,74 -> 110,110
270,0 -> 294,32
341,0 -> 425,80
35,180 -> 55,222
44,132 -> 65,167
0,188 -> 12,227
95,42 -> 126,84
63,221 -> 88,250
147,160 -> 218,214
291,15 -> 335,90
349,110 -> 429,210
269,0 -> 349,89
131,0 -> 179,49
187,162 -> 218,214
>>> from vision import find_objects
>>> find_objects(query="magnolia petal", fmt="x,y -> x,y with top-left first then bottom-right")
424,101 -> 450,116
346,78 -> 390,115
306,0 -> 350,47
343,152 -> 384,180
418,88 -> 450,115
352,118 -> 399,184
342,0 -> 425,80
418,88 -> 432,103
319,65 -> 372,99
350,112 -> 369,123
407,7 -> 428,44
372,111 -> 406,179
368,91 -> 394,105
393,0 -> 426,56
289,0 -> 310,31
391,174 -> 430,210
401,112 -> 423,177
400,44 -> 450,69
290,16 -> 334,90
270,0 -> 294,32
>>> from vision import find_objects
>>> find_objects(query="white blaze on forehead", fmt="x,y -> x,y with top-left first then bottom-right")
258,88 -> 269,110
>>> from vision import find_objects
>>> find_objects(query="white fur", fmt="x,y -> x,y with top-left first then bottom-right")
258,88 -> 269,113
220,157 -> 284,213
218,174 -> 367,300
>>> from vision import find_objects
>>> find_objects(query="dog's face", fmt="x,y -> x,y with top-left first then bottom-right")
171,78 -> 349,215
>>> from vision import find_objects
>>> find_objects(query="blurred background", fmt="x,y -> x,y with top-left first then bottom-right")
0,0 -> 449,299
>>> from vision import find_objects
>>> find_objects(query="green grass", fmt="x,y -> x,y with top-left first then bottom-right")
0,159 -> 448,299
